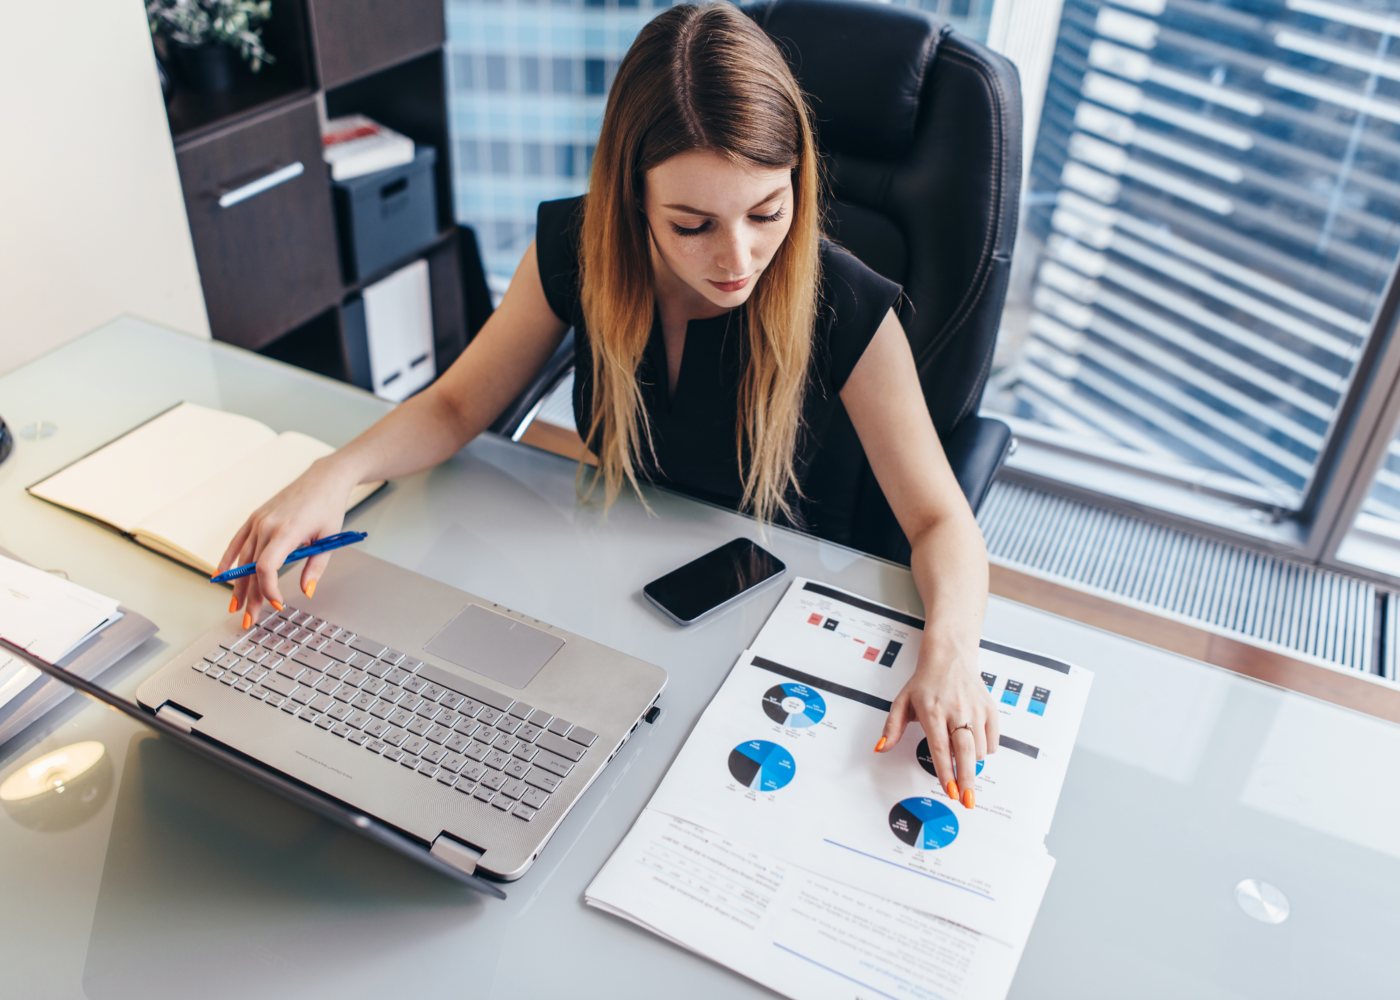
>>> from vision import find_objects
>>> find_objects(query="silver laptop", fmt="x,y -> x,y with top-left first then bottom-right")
132,547 -> 667,886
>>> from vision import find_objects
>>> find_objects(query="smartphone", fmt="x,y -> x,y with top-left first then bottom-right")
643,538 -> 787,625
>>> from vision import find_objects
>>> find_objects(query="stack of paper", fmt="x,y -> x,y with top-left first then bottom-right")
0,555 -> 122,709
586,578 -> 1094,999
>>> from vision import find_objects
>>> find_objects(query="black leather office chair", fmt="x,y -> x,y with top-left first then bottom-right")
491,0 -> 1022,564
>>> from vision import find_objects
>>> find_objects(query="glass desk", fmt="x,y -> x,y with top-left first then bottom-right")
1,318 -> 1396,998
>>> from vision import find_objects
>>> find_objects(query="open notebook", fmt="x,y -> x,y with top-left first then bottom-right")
27,403 -> 382,577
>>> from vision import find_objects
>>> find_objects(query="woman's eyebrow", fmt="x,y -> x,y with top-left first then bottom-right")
662,186 -> 788,216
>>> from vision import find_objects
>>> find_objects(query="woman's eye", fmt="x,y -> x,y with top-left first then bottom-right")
670,221 -> 710,237
751,207 -> 786,224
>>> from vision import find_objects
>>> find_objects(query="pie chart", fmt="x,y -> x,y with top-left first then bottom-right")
888,796 -> 959,850
728,740 -> 797,792
916,738 -> 985,780
761,683 -> 827,728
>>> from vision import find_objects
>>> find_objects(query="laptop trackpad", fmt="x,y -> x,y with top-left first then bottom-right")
424,604 -> 564,690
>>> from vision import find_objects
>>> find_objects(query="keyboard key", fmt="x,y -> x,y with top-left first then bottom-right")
294,648 -> 332,672
383,667 -> 409,686
480,771 -> 507,791
517,723 -> 544,743
508,701 -> 534,720
445,733 -> 472,754
387,708 -> 414,728
321,660 -> 348,680
440,752 -> 467,774
246,667 -> 269,684
454,781 -> 478,797
522,787 -> 549,810
365,659 -> 391,679
524,768 -> 560,793
407,717 -> 431,737
400,677 -> 426,696
458,699 -> 484,718
547,717 -> 573,738
365,720 -> 389,738
490,795 -> 512,811
511,744 -> 538,763
313,675 -> 340,695
526,708 -> 554,728
512,803 -> 537,822
425,724 -> 451,745
382,727 -> 409,747
379,648 -> 406,666
280,700 -> 301,717
414,663 -> 516,712
350,637 -> 386,658
351,692 -> 376,712
473,728 -> 498,747
402,735 -> 428,756
343,668 -> 368,688
289,627 -> 315,645
347,731 -> 369,746
477,707 -> 503,726
331,722 -> 353,738
494,735 -> 519,755
436,711 -> 462,730
531,752 -> 573,779
368,703 -> 393,720
567,726 -> 598,748
422,746 -> 445,765
315,716 -> 335,730
347,710 -> 372,729
464,742 -> 490,762
291,687 -> 316,706
461,762 -> 487,783
382,747 -> 404,762
415,760 -> 438,778
436,770 -> 459,788
398,756 -> 419,770
359,678 -> 387,697
504,759 -> 530,780
234,679 -> 254,693
537,732 -> 586,762
275,660 -> 304,680
323,638 -> 355,661
414,701 -> 440,721
473,786 -> 495,804
439,692 -> 464,711
453,718 -> 479,738
332,685 -> 356,704
420,682 -> 446,702
327,702 -> 353,721
367,739 -> 387,755
265,694 -> 287,709
499,778 -> 527,800
483,749 -> 512,771
494,716 -> 522,736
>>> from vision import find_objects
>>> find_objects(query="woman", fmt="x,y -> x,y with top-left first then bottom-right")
218,3 -> 996,808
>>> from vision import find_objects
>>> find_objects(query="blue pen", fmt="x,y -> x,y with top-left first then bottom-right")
209,531 -> 368,584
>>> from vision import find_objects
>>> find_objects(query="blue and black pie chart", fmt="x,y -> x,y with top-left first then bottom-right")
728,740 -> 797,792
761,683 -> 827,728
916,738 -> 985,780
889,797 -> 959,850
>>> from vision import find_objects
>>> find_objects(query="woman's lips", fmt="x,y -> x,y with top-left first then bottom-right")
708,276 -> 750,293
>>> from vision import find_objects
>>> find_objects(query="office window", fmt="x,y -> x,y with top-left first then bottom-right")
986,1 -> 1400,527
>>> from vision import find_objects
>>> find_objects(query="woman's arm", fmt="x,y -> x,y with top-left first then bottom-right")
839,308 -> 997,810
220,239 -> 569,617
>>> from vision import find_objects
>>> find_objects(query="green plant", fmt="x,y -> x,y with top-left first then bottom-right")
147,0 -> 275,72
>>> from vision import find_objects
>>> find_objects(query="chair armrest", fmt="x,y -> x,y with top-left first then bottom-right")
489,331 -> 576,438
943,415 -> 1012,516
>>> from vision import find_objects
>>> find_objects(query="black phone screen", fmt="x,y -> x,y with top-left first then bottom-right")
643,538 -> 786,624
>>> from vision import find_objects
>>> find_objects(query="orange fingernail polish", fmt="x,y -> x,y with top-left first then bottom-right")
946,781 -> 959,800
305,579 -> 317,599
228,596 -> 238,613
962,788 -> 975,809
874,737 -> 887,753
270,600 -> 285,612
242,611 -> 253,630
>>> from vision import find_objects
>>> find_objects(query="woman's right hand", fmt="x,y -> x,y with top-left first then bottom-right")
215,456 -> 359,628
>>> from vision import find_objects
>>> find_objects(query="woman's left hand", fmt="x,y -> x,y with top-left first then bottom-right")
876,642 -> 998,810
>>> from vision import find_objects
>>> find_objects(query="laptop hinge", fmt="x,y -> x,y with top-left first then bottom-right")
155,702 -> 201,734
430,832 -> 485,876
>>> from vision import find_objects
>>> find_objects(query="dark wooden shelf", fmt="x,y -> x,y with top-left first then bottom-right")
343,227 -> 456,295
168,82 -> 314,148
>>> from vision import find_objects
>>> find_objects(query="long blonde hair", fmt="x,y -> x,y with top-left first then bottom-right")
579,2 -> 822,524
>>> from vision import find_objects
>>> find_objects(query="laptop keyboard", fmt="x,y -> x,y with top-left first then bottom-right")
189,607 -> 598,822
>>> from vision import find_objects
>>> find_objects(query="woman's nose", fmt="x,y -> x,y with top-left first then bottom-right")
714,227 -> 750,277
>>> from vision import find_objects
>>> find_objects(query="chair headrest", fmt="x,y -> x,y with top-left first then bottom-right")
745,0 -> 945,160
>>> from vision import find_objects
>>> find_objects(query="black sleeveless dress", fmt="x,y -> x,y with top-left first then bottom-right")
535,195 -> 901,545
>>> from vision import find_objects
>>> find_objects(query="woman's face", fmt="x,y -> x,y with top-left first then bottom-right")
643,149 -> 795,315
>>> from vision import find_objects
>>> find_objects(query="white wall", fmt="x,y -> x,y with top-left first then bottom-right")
0,0 -> 209,375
